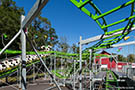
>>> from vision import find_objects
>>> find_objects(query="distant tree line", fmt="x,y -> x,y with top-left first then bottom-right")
118,54 -> 135,63
56,36 -> 79,53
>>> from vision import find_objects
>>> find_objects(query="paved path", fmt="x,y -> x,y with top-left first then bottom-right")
0,80 -> 70,90
94,72 -> 106,78
113,71 -> 127,78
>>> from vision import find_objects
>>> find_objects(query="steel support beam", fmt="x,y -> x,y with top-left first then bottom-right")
33,64 -> 35,82
80,27 -> 135,45
25,33 -> 62,90
0,30 -> 21,55
21,15 -> 27,90
79,36 -> 82,90
95,41 -> 135,51
112,41 -> 135,48
73,57 -> 76,90
22,0 -> 49,28
89,49 -> 92,90
94,41 -> 135,55
0,0 -> 49,55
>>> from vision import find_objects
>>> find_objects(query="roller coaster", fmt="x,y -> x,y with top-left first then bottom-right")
1,0 -> 135,90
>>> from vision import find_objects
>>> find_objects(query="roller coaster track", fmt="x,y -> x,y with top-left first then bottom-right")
1,1 -> 135,87
106,70 -> 119,90
0,54 -> 49,79
70,0 -> 135,51
0,49 -> 118,80
0,50 -> 80,79
0,58 -> 41,79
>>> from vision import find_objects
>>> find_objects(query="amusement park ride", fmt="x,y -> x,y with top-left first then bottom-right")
1,0 -> 135,90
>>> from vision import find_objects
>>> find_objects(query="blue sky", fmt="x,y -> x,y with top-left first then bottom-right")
13,0 -> 103,45
13,0 -> 135,54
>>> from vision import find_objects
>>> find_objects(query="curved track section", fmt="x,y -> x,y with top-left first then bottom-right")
0,54 -> 49,79
0,50 -> 81,80
70,0 -> 135,51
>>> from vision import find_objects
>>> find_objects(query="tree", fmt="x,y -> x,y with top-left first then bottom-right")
71,43 -> 79,53
26,16 -> 58,51
0,0 -> 24,50
117,54 -> 127,62
127,54 -> 135,63
56,36 -> 70,53
0,0 -> 58,51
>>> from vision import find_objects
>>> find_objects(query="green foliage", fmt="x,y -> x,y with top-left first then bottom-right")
118,54 -> 135,62
127,54 -> 135,63
71,43 -> 79,53
117,54 -> 127,62
56,36 -> 70,53
0,0 -> 58,52
27,16 -> 58,51
0,0 -> 24,50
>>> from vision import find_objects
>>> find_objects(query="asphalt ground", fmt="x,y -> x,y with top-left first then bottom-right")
0,79 -> 70,90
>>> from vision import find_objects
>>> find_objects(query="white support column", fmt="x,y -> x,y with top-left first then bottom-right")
54,53 -> 56,81
17,69 -> 19,87
50,56 -> 53,84
100,57 -> 101,71
33,64 -> 35,82
19,61 -> 22,89
60,58 -> 62,84
79,36 -> 82,90
44,58 -> 46,80
89,49 -> 92,90
93,55 -> 95,73
73,57 -> 76,90
84,60 -> 87,89
21,15 -> 26,90
63,58 -> 66,86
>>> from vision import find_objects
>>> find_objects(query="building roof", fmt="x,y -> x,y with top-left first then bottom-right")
100,50 -> 111,55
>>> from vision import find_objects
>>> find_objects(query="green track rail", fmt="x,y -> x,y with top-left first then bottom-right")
106,70 -> 120,90
0,48 -> 119,80
70,0 -> 135,51
0,55 -> 79,79
0,59 -> 41,79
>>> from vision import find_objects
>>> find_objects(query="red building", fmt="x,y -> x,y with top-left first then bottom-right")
94,51 -> 127,70
117,62 -> 127,70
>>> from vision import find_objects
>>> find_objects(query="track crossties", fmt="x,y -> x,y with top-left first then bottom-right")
70,0 -> 135,51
